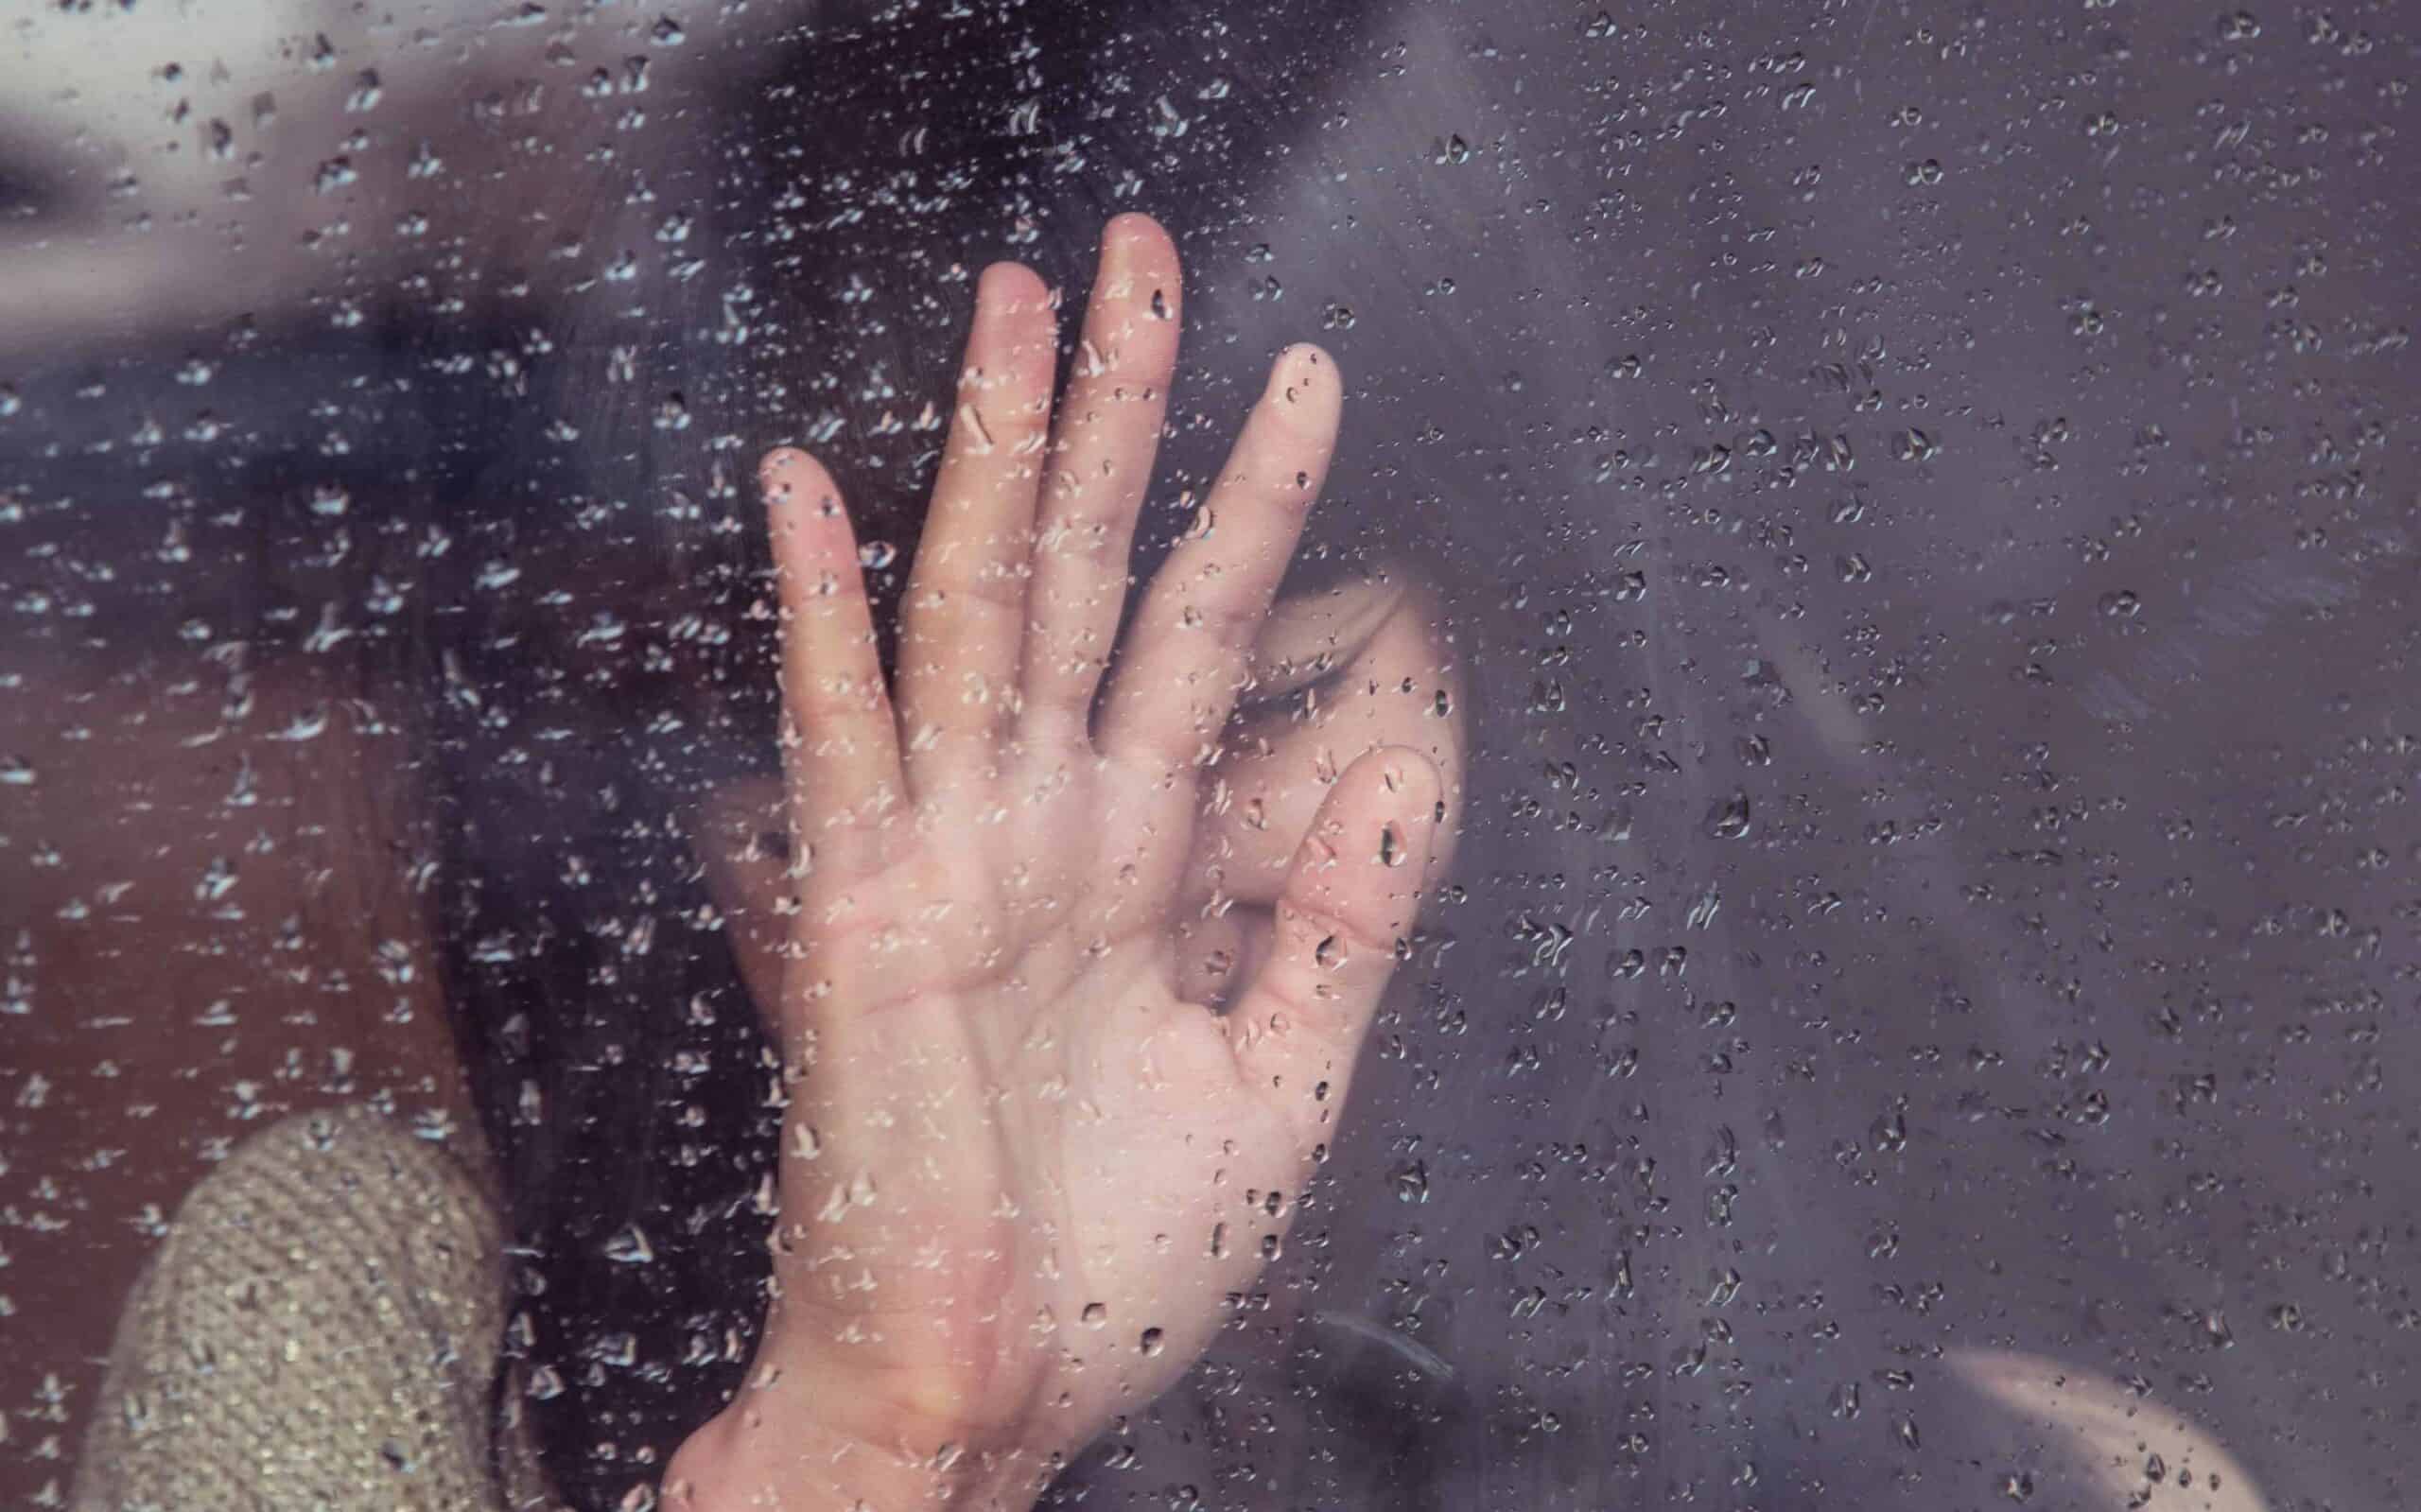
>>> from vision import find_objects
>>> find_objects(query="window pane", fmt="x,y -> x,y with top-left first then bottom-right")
6,3 -> 2412,1508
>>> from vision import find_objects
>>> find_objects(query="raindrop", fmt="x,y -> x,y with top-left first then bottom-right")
602,1225 -> 654,1264
1686,884 -> 1721,930
1872,1110 -> 1908,1153
1894,427 -> 1939,461
1705,791 -> 1752,840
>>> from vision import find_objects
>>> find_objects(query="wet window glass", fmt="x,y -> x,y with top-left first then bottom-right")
5,3 -> 2413,1509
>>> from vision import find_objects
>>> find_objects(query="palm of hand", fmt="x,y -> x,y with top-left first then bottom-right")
764,759 -> 1340,1455
679,216 -> 1453,1504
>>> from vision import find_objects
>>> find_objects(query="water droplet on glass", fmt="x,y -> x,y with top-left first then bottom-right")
603,1224 -> 654,1264
1705,791 -> 1752,839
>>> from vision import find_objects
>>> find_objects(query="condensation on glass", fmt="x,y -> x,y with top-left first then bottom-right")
4,2 -> 2415,1508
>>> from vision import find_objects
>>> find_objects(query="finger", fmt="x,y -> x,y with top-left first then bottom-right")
1097,342 -> 1342,786
894,261 -> 1058,787
1229,745 -> 1442,1148
1191,587 -> 1466,910
1019,213 -> 1183,743
761,447 -> 906,865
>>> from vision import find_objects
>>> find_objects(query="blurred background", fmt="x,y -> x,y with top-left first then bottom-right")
5,2 -> 2416,1508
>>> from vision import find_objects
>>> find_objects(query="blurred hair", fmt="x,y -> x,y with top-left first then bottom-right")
22,3 -> 2301,1508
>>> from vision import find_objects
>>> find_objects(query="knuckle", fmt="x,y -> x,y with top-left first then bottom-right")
792,672 -> 892,725
1277,893 -> 1401,972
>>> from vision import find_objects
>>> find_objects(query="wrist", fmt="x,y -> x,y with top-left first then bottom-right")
663,1398 -> 1052,1512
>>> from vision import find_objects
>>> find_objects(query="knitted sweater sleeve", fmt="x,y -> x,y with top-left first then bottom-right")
72,1106 -> 545,1511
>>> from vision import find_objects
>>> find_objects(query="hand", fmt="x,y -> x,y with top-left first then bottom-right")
706,567 -> 1468,1089
669,215 -> 1456,1510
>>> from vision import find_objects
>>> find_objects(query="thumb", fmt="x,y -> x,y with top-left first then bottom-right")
1228,745 -> 1445,1150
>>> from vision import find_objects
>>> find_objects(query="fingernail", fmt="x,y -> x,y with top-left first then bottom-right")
978,261 -> 1045,321
1263,343 -> 1340,411
1378,745 -> 1443,809
1100,215 -> 1175,313
759,447 -> 804,498
1098,218 -> 1132,279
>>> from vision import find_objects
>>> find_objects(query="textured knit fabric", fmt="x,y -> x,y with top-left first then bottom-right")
72,1105 -> 550,1511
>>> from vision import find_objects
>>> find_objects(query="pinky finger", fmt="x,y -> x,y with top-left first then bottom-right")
1228,745 -> 1444,1149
